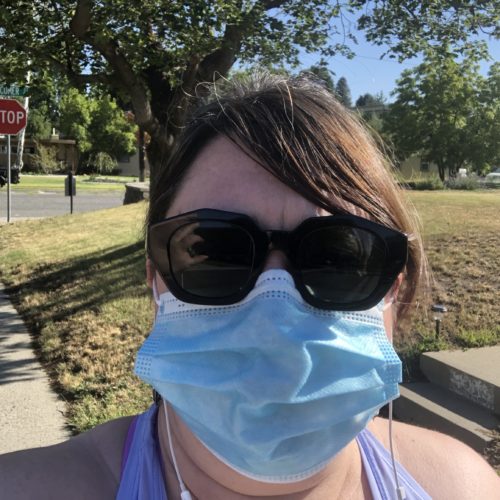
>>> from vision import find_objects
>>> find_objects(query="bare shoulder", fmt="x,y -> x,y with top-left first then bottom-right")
0,415 -> 134,500
372,418 -> 500,499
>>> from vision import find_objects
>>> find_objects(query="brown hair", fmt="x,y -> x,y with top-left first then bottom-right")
147,73 -> 426,322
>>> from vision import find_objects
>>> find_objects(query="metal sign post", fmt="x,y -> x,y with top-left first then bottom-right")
65,172 -> 76,214
7,134 -> 11,222
0,98 -> 27,222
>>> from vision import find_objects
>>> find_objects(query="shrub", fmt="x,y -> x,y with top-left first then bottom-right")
25,143 -> 64,174
446,175 -> 480,190
401,176 -> 444,190
81,152 -> 118,175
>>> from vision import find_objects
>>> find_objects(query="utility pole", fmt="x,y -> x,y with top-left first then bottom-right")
16,67 -> 31,170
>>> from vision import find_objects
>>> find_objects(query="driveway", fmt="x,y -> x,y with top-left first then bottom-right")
0,190 -> 125,221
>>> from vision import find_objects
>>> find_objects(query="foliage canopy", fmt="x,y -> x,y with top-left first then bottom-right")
384,48 -> 500,180
0,1 -> 498,176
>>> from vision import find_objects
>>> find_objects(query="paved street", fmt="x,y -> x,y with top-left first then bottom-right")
0,189 -> 125,222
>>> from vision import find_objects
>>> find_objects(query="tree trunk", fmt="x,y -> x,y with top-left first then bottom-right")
138,127 -> 145,182
437,162 -> 446,182
146,127 -> 176,188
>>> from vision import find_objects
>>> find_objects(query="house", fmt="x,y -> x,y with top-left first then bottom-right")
0,134 -> 77,172
116,149 -> 149,177
398,155 -> 442,179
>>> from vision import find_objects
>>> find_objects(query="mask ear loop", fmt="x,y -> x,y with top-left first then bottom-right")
384,295 -> 406,499
152,274 -> 161,307
389,400 -> 406,500
382,298 -> 394,312
163,400 -> 193,500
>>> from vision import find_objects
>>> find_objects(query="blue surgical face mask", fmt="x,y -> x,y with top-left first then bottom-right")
135,269 -> 402,483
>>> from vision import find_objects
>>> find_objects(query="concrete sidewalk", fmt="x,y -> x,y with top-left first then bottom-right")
0,282 -> 70,454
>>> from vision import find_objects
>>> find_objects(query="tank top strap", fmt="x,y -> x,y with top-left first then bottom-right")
116,404 -> 168,500
356,429 -> 432,500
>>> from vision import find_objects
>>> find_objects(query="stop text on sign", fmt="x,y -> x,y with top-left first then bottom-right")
0,98 -> 27,135
0,109 -> 25,124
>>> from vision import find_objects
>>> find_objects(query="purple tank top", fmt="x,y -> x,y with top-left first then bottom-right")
116,405 -> 432,499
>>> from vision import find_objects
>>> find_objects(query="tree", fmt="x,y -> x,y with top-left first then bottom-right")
0,1 -> 498,181
467,63 -> 500,173
88,95 -> 137,163
59,88 -> 93,155
335,77 -> 352,107
352,92 -> 392,151
383,48 -> 499,180
301,65 -> 335,92
355,92 -> 386,122
26,103 -> 52,140
59,88 -> 138,172
355,93 -> 385,108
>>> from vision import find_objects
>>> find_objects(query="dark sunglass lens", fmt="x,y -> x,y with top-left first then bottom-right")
298,226 -> 385,304
169,221 -> 255,298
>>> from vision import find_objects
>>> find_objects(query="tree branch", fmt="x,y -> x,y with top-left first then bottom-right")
165,0 -> 287,129
197,0 -> 287,82
42,52 -> 108,86
69,0 -> 91,38
91,39 -> 157,130
69,1 -> 158,134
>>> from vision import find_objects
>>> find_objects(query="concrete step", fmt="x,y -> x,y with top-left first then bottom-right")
420,346 -> 500,415
393,382 -> 499,452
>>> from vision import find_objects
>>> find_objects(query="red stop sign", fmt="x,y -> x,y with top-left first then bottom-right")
0,98 -> 27,135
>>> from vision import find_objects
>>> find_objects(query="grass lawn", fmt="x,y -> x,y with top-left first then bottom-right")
0,203 -> 152,431
10,174 -> 141,193
0,191 -> 498,438
397,191 -> 500,381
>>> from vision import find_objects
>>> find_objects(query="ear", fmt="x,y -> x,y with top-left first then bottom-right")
146,258 -> 155,288
389,272 -> 404,303
383,273 -> 404,341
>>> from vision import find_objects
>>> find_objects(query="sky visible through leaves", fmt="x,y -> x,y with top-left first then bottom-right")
299,30 -> 499,102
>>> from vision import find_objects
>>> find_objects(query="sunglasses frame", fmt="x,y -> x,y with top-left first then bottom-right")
148,208 -> 408,310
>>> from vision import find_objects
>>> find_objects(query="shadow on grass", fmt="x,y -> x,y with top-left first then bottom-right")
2,241 -> 150,401
6,241 -> 147,324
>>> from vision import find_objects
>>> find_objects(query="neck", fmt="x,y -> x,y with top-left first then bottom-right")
157,402 -> 367,500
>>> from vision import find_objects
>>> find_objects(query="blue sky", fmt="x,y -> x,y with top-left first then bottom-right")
299,31 -> 499,103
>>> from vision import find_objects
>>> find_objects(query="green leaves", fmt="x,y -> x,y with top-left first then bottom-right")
335,77 -> 352,107
355,1 -> 498,61
383,48 -> 500,179
59,88 -> 137,162
59,88 -> 93,153
0,0 -> 498,176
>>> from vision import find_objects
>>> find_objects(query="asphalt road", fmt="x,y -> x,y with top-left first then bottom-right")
0,189 -> 125,222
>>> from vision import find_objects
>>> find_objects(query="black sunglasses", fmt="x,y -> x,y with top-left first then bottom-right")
147,209 -> 408,311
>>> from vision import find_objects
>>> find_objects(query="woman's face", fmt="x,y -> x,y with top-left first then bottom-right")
149,135 -> 397,336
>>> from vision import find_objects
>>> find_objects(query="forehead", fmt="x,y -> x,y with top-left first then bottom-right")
167,136 -> 330,229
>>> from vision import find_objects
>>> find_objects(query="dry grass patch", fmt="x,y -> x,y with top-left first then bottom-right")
0,203 -> 152,431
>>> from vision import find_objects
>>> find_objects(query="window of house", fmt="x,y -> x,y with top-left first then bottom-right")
420,160 -> 430,172
0,145 -> 19,153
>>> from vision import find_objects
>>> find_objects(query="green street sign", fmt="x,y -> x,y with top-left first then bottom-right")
0,85 -> 28,97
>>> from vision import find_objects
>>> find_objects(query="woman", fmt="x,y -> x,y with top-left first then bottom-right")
0,74 -> 498,500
